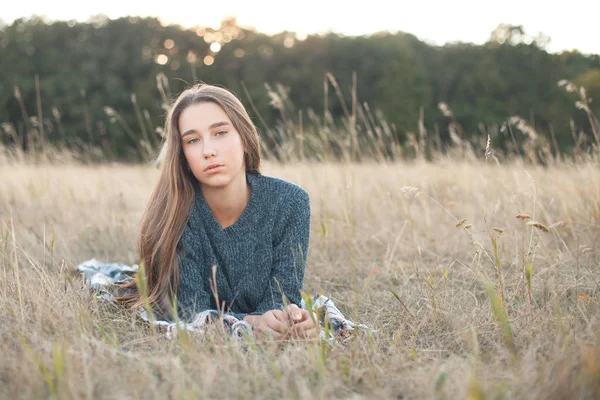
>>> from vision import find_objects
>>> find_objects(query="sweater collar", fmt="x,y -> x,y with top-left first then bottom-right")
194,172 -> 261,235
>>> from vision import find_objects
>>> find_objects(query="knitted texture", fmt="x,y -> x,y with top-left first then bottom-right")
176,172 -> 311,322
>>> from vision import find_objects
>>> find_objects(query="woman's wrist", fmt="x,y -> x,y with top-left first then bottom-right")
243,314 -> 260,327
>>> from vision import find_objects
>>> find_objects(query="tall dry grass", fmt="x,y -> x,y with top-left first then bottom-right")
1,155 -> 599,398
1,72 -> 599,398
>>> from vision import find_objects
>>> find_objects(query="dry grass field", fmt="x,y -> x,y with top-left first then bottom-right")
1,154 -> 599,399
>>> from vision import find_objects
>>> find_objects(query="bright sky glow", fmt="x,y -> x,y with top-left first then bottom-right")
2,0 -> 598,55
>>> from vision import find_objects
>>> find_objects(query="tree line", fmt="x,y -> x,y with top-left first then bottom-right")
0,16 -> 598,161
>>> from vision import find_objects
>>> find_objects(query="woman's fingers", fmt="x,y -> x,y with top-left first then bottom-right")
304,327 -> 319,338
256,328 -> 286,341
266,318 -> 288,335
291,314 -> 315,331
265,311 -> 291,334
255,322 -> 287,341
300,309 -> 314,323
285,304 -> 303,323
292,326 -> 319,340
255,308 -> 321,341
252,309 -> 321,342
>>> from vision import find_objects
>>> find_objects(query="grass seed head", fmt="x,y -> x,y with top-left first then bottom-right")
528,221 -> 550,233
456,218 -> 467,228
516,214 -> 531,220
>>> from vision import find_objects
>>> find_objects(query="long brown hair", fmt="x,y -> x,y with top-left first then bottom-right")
116,83 -> 262,317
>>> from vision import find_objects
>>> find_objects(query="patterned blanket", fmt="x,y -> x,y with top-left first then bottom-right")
77,258 -> 376,342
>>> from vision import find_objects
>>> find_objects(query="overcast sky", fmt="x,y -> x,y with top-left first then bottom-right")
2,0 -> 598,55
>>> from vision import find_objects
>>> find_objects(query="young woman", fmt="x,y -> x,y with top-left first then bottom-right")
117,84 -> 317,340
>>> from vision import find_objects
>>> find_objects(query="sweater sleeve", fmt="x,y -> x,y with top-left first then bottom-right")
177,222 -> 248,322
254,188 -> 311,313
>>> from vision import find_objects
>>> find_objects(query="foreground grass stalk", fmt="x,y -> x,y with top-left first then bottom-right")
467,328 -> 483,400
135,261 -> 160,342
10,214 -> 24,322
489,233 -> 505,305
485,282 -> 517,360
525,263 -> 534,316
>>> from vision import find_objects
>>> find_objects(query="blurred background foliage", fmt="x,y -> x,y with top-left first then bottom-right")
0,16 -> 598,161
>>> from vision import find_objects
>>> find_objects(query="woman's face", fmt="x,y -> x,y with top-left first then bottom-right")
178,102 -> 246,189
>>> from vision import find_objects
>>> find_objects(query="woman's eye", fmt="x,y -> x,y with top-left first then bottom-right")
187,137 -> 200,144
216,130 -> 227,136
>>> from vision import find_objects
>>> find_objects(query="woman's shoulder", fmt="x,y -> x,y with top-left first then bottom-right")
252,173 -> 309,205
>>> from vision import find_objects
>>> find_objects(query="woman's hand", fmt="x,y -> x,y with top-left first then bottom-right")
285,304 -> 319,340
245,310 -> 290,340
244,305 -> 320,341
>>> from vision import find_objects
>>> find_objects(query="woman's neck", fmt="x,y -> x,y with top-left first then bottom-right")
200,173 -> 251,229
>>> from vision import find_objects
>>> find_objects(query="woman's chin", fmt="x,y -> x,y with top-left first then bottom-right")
198,175 -> 231,189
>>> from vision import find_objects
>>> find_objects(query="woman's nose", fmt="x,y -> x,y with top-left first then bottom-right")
203,141 -> 217,158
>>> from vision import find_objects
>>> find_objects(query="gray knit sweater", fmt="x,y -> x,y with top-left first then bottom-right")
175,172 -> 311,322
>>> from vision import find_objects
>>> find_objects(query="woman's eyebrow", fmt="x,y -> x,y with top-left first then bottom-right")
181,121 -> 230,138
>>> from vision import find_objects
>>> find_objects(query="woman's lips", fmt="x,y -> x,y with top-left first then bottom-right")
205,165 -> 224,174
